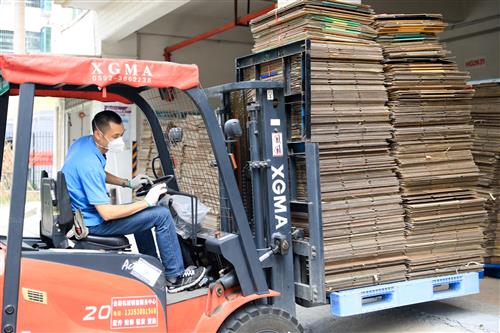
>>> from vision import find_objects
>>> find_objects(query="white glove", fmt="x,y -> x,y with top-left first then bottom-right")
144,183 -> 168,207
129,174 -> 153,190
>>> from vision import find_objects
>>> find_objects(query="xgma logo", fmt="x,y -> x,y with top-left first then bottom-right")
91,62 -> 153,77
271,164 -> 288,230
90,62 -> 153,83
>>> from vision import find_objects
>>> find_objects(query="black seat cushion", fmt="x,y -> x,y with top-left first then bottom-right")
74,235 -> 130,250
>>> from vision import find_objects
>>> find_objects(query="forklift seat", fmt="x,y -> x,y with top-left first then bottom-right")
40,171 -> 130,250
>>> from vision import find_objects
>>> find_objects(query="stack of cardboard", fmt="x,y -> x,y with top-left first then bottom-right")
375,14 -> 485,278
138,120 -> 161,176
250,0 -> 376,53
1,142 -> 14,191
174,114 -> 221,230
471,81 -> 500,264
250,0 -> 407,291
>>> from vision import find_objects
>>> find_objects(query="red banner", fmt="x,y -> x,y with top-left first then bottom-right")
29,151 -> 52,166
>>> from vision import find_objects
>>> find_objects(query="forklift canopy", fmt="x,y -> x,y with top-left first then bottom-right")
0,54 -> 199,103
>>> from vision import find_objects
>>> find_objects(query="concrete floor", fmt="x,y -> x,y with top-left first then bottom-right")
297,277 -> 499,333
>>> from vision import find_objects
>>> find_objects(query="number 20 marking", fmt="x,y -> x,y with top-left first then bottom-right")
83,305 -> 111,321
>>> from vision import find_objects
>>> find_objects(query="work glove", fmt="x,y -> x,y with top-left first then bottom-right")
144,183 -> 168,207
129,174 -> 153,190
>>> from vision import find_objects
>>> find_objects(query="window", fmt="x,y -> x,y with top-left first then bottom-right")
72,8 -> 84,19
25,31 -> 41,53
0,30 -> 14,53
0,30 -> 49,53
41,0 -> 52,12
25,0 -> 41,8
40,27 -> 51,53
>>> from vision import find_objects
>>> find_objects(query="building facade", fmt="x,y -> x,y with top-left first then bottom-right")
0,0 -> 53,53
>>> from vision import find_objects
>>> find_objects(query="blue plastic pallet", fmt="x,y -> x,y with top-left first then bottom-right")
330,272 -> 479,317
484,264 -> 500,278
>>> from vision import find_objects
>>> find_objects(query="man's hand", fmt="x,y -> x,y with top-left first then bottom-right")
144,183 -> 168,207
129,174 -> 153,190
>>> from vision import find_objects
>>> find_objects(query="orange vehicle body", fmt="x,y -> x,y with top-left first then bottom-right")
0,246 -> 278,332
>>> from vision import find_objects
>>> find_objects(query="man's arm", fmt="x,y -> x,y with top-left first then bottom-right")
94,183 -> 167,221
105,171 -> 128,187
106,172 -> 153,189
95,201 -> 148,221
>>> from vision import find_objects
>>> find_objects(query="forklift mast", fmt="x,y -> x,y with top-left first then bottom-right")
206,81 -> 296,313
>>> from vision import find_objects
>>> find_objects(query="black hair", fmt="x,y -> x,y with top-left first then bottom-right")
92,110 -> 123,132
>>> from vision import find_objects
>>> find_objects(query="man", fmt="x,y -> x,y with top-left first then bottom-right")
62,110 -> 205,293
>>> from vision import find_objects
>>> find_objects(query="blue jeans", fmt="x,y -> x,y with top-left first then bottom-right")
88,206 -> 184,279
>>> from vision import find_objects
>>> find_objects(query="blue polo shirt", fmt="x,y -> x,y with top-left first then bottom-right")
61,135 -> 110,227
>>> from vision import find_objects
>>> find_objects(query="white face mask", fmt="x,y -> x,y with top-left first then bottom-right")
106,136 -> 126,152
95,125 -> 125,153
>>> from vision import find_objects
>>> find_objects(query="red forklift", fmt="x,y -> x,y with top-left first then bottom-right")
0,54 -> 302,332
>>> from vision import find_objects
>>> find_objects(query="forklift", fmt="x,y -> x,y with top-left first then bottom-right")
0,54 -> 304,332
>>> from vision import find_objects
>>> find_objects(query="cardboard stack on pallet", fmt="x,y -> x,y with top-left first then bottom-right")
251,0 -> 376,53
471,81 -> 500,264
250,0 -> 407,291
374,14 -> 486,278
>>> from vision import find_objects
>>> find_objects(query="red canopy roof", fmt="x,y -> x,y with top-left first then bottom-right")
0,54 -> 200,90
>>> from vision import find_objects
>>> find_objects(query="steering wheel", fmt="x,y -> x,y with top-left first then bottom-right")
135,175 -> 175,197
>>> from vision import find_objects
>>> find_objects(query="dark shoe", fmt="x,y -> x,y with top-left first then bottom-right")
167,266 -> 206,293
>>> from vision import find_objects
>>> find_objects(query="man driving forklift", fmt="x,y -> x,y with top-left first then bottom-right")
61,110 -> 206,293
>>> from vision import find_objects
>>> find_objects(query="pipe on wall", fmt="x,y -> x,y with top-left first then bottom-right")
163,3 -> 275,61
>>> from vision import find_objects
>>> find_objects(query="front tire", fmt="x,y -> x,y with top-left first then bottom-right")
218,304 -> 303,333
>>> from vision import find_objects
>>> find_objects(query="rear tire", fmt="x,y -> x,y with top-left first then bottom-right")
218,304 -> 303,333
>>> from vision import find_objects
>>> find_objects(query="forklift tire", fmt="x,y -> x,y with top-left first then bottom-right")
218,304 -> 303,333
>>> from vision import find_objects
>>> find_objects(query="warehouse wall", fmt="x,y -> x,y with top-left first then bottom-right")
445,31 -> 500,80
141,13 -> 254,87
53,10 -> 100,56
368,0 -> 500,81
441,0 -> 500,80
102,11 -> 254,87
102,34 -> 251,88
102,33 -> 138,59
139,33 -> 252,88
